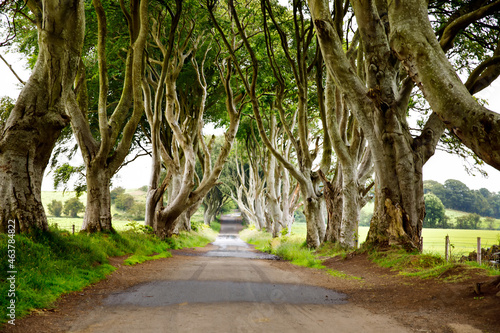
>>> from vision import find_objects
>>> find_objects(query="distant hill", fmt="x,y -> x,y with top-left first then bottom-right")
360,201 -> 500,230
424,179 -> 500,219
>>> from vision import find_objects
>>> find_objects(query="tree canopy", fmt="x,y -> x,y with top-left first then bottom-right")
1,0 -> 499,252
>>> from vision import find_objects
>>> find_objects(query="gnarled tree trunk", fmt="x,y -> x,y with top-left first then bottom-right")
0,0 -> 85,233
320,170 -> 342,243
309,0 -> 445,250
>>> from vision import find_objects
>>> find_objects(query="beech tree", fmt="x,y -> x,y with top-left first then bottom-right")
65,0 -> 149,232
202,186 -> 230,225
263,113 -> 301,236
308,0 -> 499,250
143,1 -> 242,238
228,121 -> 300,234
0,0 -> 85,233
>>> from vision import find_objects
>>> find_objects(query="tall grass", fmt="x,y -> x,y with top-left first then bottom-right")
163,228 -> 218,249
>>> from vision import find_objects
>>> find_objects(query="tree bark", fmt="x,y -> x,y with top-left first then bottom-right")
0,0 -> 85,233
303,187 -> 326,248
320,170 -> 342,243
82,165 -> 112,232
203,201 -> 218,225
265,114 -> 283,237
280,167 -> 297,235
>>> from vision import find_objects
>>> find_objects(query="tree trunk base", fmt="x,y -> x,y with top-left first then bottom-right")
366,198 -> 421,252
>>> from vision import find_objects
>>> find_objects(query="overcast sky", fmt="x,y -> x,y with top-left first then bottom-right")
2,51 -> 500,193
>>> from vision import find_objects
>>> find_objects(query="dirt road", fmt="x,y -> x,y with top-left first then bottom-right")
69,216 -> 410,333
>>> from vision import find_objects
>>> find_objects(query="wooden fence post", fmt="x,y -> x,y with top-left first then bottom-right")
477,237 -> 481,265
72,224 -> 75,235
445,235 -> 450,262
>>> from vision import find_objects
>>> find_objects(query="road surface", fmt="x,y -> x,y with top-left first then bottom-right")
68,216 -> 411,332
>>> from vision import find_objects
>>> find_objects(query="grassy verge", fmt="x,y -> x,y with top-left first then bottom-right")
209,220 -> 221,233
240,228 -> 333,270
0,225 -> 217,325
368,249 -> 500,281
241,227 -> 498,282
164,227 -> 218,250
241,228 -> 361,280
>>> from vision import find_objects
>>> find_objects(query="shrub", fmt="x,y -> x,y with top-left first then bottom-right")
128,203 -> 145,220
110,187 -> 126,204
125,221 -> 153,234
47,200 -> 63,217
455,213 -> 481,229
115,193 -> 135,211
210,220 -> 221,232
191,220 -> 205,232
484,217 -> 495,230
63,197 -> 85,218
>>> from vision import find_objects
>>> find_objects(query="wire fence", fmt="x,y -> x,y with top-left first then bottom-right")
48,220 -> 137,233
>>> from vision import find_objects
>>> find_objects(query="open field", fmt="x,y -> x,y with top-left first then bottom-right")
41,190 -> 148,231
47,217 -> 133,232
291,223 -> 500,257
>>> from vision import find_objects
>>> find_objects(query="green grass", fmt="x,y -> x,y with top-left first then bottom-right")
445,209 -> 500,229
163,228 -> 218,250
123,252 -> 172,265
369,250 -> 454,278
361,202 -> 500,230
48,217 -> 132,232
209,220 -> 221,232
240,228 -> 360,278
354,226 -> 500,258
367,249 -> 498,281
41,191 -> 88,208
289,222 -> 499,278
419,228 -> 500,256
0,224 -> 216,325
240,228 -> 324,269
293,223 -> 500,258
